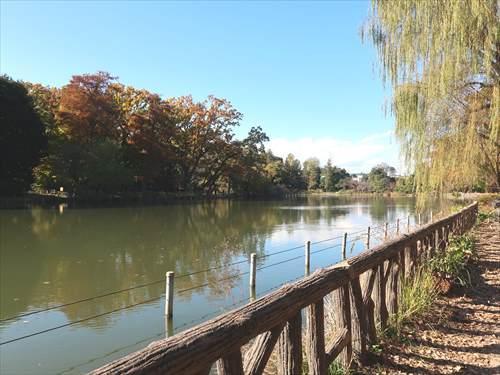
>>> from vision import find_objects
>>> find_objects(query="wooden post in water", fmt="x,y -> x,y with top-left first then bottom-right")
165,315 -> 174,338
165,271 -> 174,318
341,233 -> 347,260
305,241 -> 311,275
430,210 -> 433,223
396,218 -> 400,235
407,215 -> 410,233
418,213 -> 422,226
384,222 -> 388,240
249,253 -> 257,289
366,226 -> 371,249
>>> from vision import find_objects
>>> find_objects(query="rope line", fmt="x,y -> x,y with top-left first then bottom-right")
57,275 -> 305,374
0,294 -> 164,346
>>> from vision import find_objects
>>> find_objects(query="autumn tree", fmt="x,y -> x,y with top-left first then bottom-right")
40,72 -> 135,193
169,95 -> 242,193
364,0 -> 499,192
19,72 -> 325,198
0,76 -> 46,194
111,84 -> 177,190
57,72 -> 120,143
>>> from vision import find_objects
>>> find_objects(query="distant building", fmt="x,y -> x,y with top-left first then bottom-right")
352,173 -> 367,182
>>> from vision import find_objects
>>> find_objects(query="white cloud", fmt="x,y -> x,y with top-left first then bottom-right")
266,131 -> 402,173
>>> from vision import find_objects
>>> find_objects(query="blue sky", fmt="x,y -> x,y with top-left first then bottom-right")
0,0 -> 400,172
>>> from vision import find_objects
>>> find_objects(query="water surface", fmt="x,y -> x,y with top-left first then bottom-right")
1,196 -> 431,374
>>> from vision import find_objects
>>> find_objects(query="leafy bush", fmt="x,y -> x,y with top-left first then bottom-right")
477,210 -> 496,223
429,234 -> 476,286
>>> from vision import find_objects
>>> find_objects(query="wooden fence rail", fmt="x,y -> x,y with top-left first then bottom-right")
91,202 -> 478,375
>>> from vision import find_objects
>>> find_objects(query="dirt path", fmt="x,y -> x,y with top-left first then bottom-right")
360,217 -> 500,374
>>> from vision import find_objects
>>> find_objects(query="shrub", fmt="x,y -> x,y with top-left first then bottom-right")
429,234 -> 476,287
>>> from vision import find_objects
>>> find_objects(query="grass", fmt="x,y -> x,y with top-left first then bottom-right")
328,360 -> 351,375
385,265 -> 440,337
380,232 -> 476,341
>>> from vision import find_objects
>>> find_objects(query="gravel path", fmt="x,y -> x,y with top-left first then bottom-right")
358,217 -> 500,374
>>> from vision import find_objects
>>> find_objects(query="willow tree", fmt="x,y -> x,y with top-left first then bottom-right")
364,0 -> 499,192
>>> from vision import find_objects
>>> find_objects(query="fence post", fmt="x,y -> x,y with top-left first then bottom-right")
333,284 -> 352,368
277,312 -> 302,374
396,218 -> 400,235
366,226 -> 371,249
407,215 -> 410,232
387,258 -> 399,316
306,300 -> 326,375
376,261 -> 388,330
384,222 -> 388,240
342,233 -> 347,260
249,253 -> 257,289
305,241 -> 311,275
349,277 -> 367,357
165,271 -> 174,318
430,210 -> 433,223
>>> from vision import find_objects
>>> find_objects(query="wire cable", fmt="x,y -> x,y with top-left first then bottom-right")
0,215 -> 432,345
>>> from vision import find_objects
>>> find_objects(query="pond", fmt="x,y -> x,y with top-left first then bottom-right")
0,196 -> 438,374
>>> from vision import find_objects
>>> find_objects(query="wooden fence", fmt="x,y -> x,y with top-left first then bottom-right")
91,202 -> 478,375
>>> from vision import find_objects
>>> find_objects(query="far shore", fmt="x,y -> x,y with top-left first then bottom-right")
1,190 -> 497,210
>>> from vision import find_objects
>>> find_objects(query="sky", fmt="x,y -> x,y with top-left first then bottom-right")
0,0 -> 400,173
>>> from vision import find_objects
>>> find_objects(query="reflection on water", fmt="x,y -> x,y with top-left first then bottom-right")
0,196 -> 436,374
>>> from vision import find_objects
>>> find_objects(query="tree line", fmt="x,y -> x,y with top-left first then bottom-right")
0,72 -> 413,198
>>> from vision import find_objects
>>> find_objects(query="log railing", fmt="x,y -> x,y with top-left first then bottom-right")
91,202 -> 478,375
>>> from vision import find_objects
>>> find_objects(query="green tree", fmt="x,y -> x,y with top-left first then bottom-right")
320,159 -> 350,192
264,150 -> 285,186
228,127 -> 273,196
80,140 -> 134,193
320,160 -> 334,192
364,0 -> 499,192
395,175 -> 415,194
367,165 -> 395,193
0,76 -> 46,195
303,158 -> 321,190
281,154 -> 306,191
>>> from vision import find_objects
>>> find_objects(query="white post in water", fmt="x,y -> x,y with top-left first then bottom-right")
366,226 -> 371,249
342,232 -> 347,260
305,241 -> 311,274
165,271 -> 174,318
430,210 -> 433,223
249,253 -> 257,289
418,213 -> 422,226
384,222 -> 388,240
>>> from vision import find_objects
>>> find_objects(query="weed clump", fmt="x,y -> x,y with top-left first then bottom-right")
429,234 -> 476,289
